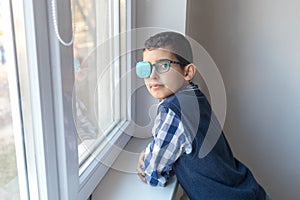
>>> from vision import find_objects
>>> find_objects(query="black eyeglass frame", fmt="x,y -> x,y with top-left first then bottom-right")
143,59 -> 181,74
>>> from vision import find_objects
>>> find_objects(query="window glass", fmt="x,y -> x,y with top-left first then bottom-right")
0,1 -> 20,199
74,0 -> 121,165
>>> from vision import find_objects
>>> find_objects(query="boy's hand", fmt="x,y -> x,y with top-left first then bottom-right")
137,150 -> 146,183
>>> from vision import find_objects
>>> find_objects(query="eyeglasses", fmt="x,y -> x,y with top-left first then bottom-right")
136,59 -> 181,78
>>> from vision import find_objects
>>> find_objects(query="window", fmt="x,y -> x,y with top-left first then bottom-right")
0,1 -> 22,199
9,0 -> 132,199
0,1 -> 29,199
74,0 -> 126,166
73,1 -> 132,197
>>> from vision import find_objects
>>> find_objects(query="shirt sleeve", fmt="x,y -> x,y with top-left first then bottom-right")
142,106 -> 192,187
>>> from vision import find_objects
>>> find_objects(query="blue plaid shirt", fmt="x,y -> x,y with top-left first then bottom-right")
142,86 -> 194,186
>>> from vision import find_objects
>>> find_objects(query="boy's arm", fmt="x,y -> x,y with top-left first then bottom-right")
140,106 -> 192,187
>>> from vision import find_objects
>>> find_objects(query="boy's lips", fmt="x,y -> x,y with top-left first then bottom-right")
148,83 -> 164,89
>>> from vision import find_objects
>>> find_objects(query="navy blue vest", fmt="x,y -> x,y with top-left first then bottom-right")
160,84 -> 266,200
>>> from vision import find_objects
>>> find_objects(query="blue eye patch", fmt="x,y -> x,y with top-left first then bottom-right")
136,61 -> 152,78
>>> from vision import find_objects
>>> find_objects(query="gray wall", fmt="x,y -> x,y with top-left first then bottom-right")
186,0 -> 300,199
135,0 -> 186,32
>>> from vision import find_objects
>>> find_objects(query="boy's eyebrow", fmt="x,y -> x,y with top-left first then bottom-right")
144,59 -> 170,64
156,58 -> 170,62
155,58 -> 175,62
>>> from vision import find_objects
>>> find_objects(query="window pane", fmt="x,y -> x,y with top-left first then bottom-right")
0,1 -> 20,199
0,72 -> 19,197
74,0 -> 118,165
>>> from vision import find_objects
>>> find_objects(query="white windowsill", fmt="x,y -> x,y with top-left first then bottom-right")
91,137 -> 179,200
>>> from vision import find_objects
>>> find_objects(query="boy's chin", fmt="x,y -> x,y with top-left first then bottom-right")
146,86 -> 177,100
150,91 -> 174,100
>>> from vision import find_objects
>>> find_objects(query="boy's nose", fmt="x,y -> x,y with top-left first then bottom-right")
149,66 -> 158,79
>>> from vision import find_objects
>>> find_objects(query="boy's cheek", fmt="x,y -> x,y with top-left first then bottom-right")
164,81 -> 184,93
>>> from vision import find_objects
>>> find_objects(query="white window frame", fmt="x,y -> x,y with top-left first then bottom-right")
10,0 -> 133,199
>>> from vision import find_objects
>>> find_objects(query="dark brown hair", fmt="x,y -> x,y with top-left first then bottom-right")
144,31 -> 193,68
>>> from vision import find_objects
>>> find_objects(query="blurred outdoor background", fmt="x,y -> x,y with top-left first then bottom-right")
0,0 -> 20,199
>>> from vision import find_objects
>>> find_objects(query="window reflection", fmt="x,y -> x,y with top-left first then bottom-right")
74,0 -> 116,165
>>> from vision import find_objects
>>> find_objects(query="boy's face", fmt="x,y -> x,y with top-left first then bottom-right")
143,48 -> 187,100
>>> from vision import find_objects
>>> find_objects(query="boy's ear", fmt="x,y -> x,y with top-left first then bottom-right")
183,63 -> 196,81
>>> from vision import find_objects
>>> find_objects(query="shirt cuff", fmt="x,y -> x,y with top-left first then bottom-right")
144,171 -> 168,187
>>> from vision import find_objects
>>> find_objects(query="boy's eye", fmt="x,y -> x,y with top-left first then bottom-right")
157,62 -> 169,72
160,63 -> 168,69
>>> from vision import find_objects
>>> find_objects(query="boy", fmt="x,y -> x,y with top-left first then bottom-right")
136,31 -> 269,199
